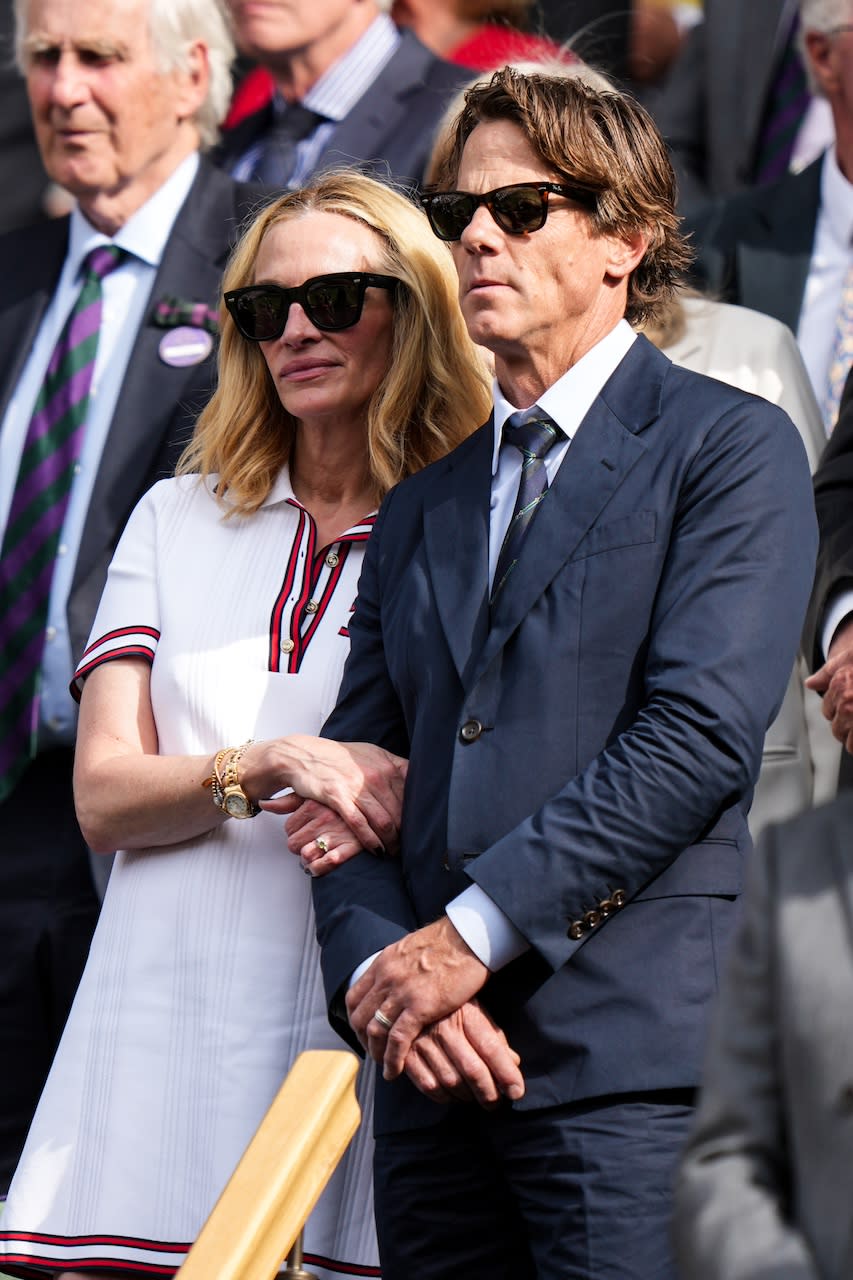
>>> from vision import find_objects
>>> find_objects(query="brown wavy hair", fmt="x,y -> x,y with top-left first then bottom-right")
178,171 -> 492,515
432,65 -> 692,325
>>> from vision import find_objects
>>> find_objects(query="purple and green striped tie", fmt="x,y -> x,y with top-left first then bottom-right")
0,243 -> 125,802
492,409 -> 564,603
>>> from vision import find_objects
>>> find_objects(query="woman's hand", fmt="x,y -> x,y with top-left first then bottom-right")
241,736 -> 407,853
282,799 -> 388,875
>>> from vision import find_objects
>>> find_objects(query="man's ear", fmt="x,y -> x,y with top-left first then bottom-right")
804,29 -> 837,98
604,228 -> 649,283
175,38 -> 210,123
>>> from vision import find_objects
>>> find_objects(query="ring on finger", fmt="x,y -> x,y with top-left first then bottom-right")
373,1008 -> 393,1031
315,836 -> 329,854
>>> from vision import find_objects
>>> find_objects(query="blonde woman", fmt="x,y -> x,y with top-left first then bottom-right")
0,172 -> 491,1280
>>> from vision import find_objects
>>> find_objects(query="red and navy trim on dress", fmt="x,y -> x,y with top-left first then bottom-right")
0,1228 -> 380,1278
70,626 -> 160,701
268,501 -> 374,674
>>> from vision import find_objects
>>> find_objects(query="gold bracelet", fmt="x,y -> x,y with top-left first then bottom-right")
220,740 -> 260,819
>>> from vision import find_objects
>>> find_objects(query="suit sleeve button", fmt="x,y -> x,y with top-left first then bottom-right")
599,898 -> 614,916
583,909 -> 601,929
611,889 -> 627,908
567,921 -> 585,940
459,719 -> 483,743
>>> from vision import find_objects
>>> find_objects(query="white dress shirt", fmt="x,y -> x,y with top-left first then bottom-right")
0,151 -> 199,746
797,146 -> 853,416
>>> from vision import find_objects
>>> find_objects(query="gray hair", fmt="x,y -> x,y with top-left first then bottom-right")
799,0 -> 853,95
15,0 -> 235,148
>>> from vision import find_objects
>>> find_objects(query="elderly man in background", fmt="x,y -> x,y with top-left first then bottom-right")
297,67 -> 818,1280
218,0 -> 468,189
0,0 -> 259,1196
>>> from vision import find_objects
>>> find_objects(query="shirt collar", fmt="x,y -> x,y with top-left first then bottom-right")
67,151 -> 200,272
292,14 -> 400,122
491,319 -> 637,474
820,145 -> 853,250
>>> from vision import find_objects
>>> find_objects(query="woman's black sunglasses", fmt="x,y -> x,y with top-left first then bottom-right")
420,181 -> 597,242
224,271 -> 399,341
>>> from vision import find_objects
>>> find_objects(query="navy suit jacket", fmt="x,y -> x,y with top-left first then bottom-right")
313,336 -> 817,1133
216,30 -> 468,191
0,158 -> 264,664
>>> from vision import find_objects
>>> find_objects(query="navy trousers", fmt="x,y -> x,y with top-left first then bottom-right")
373,1088 -> 695,1280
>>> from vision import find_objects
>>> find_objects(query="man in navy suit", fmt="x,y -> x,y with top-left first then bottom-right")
298,68 -> 818,1280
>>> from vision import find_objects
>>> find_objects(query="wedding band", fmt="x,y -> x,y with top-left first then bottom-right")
315,836 -> 329,854
373,1009 -> 393,1031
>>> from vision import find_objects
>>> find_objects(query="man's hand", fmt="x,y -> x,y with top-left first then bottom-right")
346,916 -> 489,1079
403,1001 -> 525,1107
806,615 -> 853,750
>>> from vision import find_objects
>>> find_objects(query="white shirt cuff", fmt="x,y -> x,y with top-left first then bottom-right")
446,884 -> 529,972
348,950 -> 381,988
821,590 -> 853,660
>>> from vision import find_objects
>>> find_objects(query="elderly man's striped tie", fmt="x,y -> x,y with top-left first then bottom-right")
492,409 -> 564,603
0,243 -> 124,803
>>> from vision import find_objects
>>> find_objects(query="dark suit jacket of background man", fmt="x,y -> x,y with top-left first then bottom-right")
686,155 -> 822,335
0,158 -> 263,1193
312,334 -> 817,1136
216,29 -> 468,190
652,0 -> 790,212
802,368 -> 853,788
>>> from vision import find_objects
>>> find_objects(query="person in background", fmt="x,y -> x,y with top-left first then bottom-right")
0,0 -> 260,1203
652,0 -> 833,213
686,0 -> 853,430
217,0 -> 469,190
0,170 -> 494,1279
673,792 -> 853,1280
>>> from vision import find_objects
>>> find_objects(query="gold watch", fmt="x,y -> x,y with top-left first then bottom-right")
213,742 -> 260,819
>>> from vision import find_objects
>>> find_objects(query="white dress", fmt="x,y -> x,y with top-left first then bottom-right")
0,470 -> 380,1280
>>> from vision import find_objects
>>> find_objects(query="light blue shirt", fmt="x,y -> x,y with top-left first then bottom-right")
229,14 -> 401,187
0,151 -> 200,746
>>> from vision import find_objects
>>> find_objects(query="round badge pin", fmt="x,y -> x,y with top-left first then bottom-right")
159,326 -> 214,368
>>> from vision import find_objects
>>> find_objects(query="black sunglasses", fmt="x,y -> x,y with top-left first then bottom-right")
420,181 -> 597,242
224,271 -> 399,340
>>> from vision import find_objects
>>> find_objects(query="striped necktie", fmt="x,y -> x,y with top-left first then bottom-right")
754,13 -> 810,186
0,243 -> 125,802
823,260 -> 853,433
492,409 -> 564,603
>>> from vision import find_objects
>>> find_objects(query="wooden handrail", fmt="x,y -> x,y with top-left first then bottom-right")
178,1050 -> 361,1280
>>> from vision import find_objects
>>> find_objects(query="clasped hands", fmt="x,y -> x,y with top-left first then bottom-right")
347,916 -> 525,1108
807,615 -> 853,751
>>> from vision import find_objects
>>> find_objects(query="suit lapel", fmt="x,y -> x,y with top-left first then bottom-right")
423,423 -> 493,685
736,160 -> 821,332
475,338 -> 664,684
317,32 -> 435,170
0,219 -> 69,423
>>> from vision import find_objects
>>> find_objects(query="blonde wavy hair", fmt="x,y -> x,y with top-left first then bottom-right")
178,172 -> 492,515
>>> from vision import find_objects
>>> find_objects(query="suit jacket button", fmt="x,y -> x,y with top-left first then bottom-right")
460,719 -> 483,743
567,921 -> 585,940
583,909 -> 601,929
611,888 -> 627,908
599,898 -> 614,916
